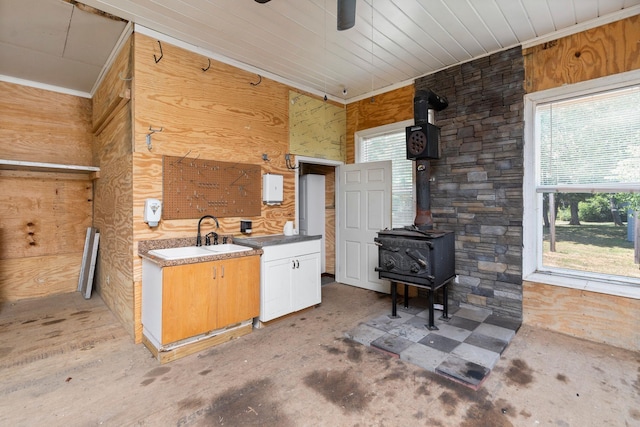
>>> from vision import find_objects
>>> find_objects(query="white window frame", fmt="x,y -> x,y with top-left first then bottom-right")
355,119 -> 415,228
523,69 -> 640,300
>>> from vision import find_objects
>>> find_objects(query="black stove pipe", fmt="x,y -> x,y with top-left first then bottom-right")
413,90 -> 447,230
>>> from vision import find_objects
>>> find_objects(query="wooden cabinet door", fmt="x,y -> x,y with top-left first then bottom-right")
217,255 -> 260,326
162,261 -> 217,344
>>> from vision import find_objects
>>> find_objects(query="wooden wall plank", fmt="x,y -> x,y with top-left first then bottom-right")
131,33 -> 295,237
92,38 -> 135,338
0,255 -> 83,302
523,281 -> 640,351
345,85 -> 414,163
0,176 -> 92,260
523,15 -> 640,93
0,81 -> 94,302
93,38 -> 132,130
0,82 -> 93,166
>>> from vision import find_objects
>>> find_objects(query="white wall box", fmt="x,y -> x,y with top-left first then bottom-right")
263,173 -> 283,205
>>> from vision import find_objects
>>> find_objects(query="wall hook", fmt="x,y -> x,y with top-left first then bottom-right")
146,126 -> 163,151
250,74 -> 262,86
284,153 -> 299,170
202,58 -> 211,72
153,40 -> 164,63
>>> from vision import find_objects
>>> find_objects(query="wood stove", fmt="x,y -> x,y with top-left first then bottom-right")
375,227 -> 455,329
375,89 -> 455,330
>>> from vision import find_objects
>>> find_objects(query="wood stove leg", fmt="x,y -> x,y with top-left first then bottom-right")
389,282 -> 400,319
440,282 -> 451,321
403,284 -> 409,308
427,288 -> 438,330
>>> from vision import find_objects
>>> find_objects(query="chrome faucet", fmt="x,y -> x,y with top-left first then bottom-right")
196,215 -> 219,246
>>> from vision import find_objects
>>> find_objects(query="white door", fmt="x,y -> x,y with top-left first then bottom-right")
337,161 -> 392,293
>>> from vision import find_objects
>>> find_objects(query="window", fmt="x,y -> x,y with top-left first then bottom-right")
523,71 -> 640,297
356,120 -> 414,228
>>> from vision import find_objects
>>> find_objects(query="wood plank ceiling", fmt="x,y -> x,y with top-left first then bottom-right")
1,0 -> 639,100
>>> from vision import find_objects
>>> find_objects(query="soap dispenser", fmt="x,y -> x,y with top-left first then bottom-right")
144,198 -> 162,227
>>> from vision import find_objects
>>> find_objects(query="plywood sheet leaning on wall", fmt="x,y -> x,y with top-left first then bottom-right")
523,14 -> 640,93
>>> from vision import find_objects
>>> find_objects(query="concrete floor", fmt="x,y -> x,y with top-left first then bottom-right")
1,282 -> 638,426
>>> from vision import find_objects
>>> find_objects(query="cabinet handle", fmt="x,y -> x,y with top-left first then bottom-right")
212,266 -> 217,279
295,259 -> 300,269
221,265 -> 225,278
292,260 -> 296,269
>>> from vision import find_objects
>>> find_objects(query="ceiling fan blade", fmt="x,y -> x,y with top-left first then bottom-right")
337,0 -> 356,31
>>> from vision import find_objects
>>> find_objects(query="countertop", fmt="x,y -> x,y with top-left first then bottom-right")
233,234 -> 321,248
138,236 -> 262,267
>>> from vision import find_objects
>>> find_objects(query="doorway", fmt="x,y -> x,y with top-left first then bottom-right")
295,156 -> 342,281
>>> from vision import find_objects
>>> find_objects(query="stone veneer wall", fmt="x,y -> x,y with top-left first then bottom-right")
415,46 -> 525,319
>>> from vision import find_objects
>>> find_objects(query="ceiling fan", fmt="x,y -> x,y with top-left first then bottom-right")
254,0 -> 356,31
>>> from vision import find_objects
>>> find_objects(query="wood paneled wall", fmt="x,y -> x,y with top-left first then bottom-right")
0,82 -> 93,303
345,85 -> 414,164
129,33 -> 295,341
131,33 -> 294,234
523,282 -> 640,351
0,82 -> 93,165
523,14 -> 640,93
92,37 -> 134,335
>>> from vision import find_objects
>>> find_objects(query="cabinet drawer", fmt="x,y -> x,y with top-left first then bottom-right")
261,240 -> 321,261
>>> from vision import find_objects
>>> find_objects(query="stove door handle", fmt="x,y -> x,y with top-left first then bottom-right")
374,239 -> 400,252
375,243 -> 399,252
405,249 -> 427,267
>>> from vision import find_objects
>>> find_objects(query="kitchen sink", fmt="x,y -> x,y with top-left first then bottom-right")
147,246 -> 213,260
147,244 -> 252,260
202,243 -> 253,254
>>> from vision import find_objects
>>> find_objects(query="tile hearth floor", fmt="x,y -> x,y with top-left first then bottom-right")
345,297 -> 521,389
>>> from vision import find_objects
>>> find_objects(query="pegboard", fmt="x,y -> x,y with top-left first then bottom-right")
162,156 -> 261,219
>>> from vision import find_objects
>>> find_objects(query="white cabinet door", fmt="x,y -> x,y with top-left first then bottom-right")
260,257 -> 293,322
259,239 -> 322,322
292,252 -> 321,311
